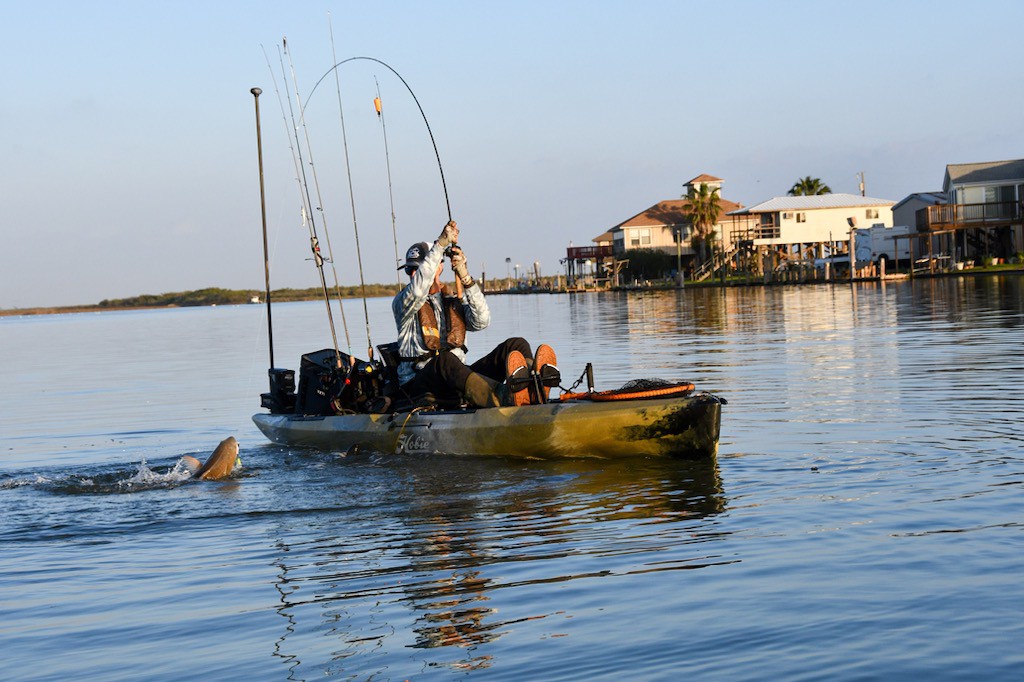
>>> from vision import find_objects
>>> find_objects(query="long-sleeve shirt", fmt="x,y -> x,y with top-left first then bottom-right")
391,240 -> 491,385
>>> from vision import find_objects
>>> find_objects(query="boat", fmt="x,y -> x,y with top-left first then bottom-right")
245,67 -> 723,460
253,395 -> 722,459
252,347 -> 724,459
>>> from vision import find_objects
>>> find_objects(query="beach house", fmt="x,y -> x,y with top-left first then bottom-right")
606,174 -> 752,262
726,193 -> 896,264
915,159 -> 1024,261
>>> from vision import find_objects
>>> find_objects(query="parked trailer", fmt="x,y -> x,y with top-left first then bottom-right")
855,225 -> 913,265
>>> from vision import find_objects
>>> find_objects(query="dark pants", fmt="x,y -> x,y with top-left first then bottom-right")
401,337 -> 532,400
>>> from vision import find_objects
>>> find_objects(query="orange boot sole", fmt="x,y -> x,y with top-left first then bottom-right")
505,350 -> 531,406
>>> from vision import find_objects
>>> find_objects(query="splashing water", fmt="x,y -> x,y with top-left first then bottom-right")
117,458 -> 196,489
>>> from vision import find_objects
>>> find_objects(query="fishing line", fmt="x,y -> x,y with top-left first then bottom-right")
373,76 -> 403,286
276,38 -> 343,363
327,13 -> 374,360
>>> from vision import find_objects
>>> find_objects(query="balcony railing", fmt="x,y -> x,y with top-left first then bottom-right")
566,244 -> 614,260
916,201 -> 1022,232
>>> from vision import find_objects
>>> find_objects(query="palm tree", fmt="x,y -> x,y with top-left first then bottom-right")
684,183 -> 722,265
788,176 -> 832,196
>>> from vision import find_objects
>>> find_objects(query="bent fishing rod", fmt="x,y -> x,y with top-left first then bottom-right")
258,45 -> 455,371
303,51 -> 455,361
302,55 -> 452,224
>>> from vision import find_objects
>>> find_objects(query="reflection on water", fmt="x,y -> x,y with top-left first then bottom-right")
2,275 -> 1023,680
266,456 -> 725,676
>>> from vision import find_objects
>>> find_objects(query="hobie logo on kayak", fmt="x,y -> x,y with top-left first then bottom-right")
396,433 -> 431,454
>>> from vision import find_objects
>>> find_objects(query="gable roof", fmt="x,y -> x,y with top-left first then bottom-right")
943,158 -> 1024,191
728,193 -> 895,215
891,191 -> 946,212
687,173 -> 723,184
613,197 -> 743,230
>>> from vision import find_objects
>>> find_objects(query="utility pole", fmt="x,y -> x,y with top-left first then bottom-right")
848,216 -> 857,283
676,225 -> 684,288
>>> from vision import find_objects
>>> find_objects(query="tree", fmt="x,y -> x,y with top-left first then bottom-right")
685,183 -> 722,265
788,176 -> 832,196
620,248 -> 675,281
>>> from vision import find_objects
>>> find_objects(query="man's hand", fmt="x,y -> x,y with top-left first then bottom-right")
437,220 -> 459,248
449,245 -> 474,287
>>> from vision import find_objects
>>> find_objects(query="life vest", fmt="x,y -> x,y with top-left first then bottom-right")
414,286 -> 467,357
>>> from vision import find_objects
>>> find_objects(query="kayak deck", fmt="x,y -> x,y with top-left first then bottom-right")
253,392 -> 722,459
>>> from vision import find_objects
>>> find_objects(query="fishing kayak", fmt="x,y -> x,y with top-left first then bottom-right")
253,390 -> 723,459
246,77 -> 725,461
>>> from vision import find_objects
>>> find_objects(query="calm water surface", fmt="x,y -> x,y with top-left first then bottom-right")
2,276 -> 1022,680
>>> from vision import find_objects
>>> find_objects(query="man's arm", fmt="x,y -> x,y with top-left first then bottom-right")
450,246 -> 490,330
393,222 -> 458,327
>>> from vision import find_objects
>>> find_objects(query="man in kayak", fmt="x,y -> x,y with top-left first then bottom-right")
392,220 -> 557,408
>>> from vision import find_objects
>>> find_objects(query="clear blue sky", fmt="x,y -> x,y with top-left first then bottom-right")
3,0 -> 1023,308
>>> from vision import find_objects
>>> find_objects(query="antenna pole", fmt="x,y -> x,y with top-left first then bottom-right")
251,86 -> 275,371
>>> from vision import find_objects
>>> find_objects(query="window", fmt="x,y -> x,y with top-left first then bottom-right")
782,212 -> 792,220
629,228 -> 651,247
866,208 -> 879,219
796,212 -> 806,223
985,185 -> 1015,203
674,226 -> 692,242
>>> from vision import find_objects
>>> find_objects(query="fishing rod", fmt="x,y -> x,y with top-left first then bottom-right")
276,39 -> 344,366
327,15 -> 374,360
281,39 -> 355,359
267,46 -> 453,368
302,56 -> 452,224
373,77 -> 403,287
300,51 -> 454,366
250,87 -> 275,371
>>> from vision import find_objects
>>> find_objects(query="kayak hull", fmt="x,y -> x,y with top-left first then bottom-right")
252,392 -> 722,459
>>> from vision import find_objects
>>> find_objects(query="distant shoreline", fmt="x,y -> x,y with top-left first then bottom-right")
3,267 -> 1021,317
0,285 -> 402,318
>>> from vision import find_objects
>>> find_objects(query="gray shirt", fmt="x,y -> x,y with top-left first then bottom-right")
391,240 -> 490,385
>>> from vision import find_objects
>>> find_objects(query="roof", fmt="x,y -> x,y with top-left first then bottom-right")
591,231 -> 614,243
613,197 -> 743,230
728,193 -> 895,215
686,173 -> 723,184
891,191 -> 946,212
943,158 -> 1024,191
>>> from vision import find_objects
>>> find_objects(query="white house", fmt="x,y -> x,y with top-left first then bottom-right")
727,193 -> 896,259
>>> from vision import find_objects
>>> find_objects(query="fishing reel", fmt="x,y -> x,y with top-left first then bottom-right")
330,358 -> 387,415
295,349 -> 386,416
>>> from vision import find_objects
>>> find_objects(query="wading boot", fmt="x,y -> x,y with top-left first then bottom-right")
532,344 -> 559,403
505,351 -> 532,406
463,372 -> 502,408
